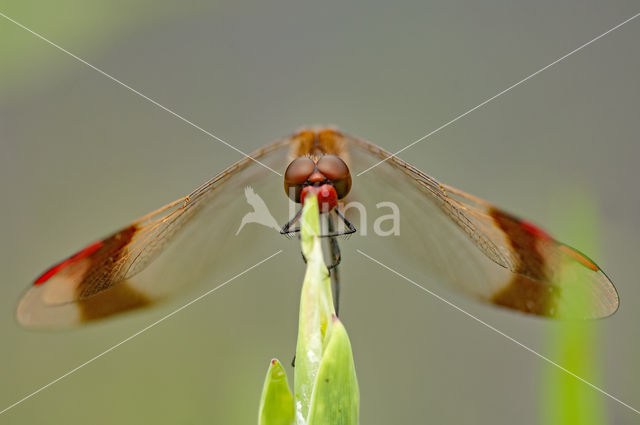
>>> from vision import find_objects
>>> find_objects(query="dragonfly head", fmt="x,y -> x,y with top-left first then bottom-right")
284,154 -> 352,213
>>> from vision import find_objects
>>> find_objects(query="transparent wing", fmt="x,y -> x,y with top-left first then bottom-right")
344,134 -> 618,319
18,139 -> 296,327
19,128 -> 619,327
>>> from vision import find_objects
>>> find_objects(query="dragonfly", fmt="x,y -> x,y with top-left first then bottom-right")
17,127 -> 619,327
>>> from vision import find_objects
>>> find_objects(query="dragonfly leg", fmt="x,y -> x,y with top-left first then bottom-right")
334,207 -> 357,235
316,208 -> 357,238
280,208 -> 303,235
281,207 -> 356,238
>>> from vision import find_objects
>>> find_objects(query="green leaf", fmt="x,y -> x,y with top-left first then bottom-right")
257,194 -> 359,424
294,195 -> 336,421
258,359 -> 295,425
294,194 -> 359,424
307,316 -> 360,425
300,194 -> 321,258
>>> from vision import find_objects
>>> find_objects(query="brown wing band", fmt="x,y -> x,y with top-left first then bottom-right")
489,209 -> 557,316
78,280 -> 152,322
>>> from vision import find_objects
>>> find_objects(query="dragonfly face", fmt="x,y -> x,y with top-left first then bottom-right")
280,131 -> 356,242
284,154 -> 352,213
284,129 -> 352,212
16,127 -> 619,328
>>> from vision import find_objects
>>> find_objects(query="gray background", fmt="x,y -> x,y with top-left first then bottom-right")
1,1 -> 639,423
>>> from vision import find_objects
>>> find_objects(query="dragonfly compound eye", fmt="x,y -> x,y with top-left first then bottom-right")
284,157 -> 316,202
316,155 -> 352,199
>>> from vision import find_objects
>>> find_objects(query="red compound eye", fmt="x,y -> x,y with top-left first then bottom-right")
300,184 -> 338,213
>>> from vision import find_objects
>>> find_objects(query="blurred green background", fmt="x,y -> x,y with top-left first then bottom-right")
1,1 -> 639,423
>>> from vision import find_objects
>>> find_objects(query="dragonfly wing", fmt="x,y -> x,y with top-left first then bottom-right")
345,134 -> 618,319
18,139 -> 294,327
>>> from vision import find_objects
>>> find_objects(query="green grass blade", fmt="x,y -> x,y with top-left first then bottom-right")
542,192 -> 605,425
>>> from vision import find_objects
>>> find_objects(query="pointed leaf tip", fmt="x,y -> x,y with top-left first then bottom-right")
259,358 -> 295,425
